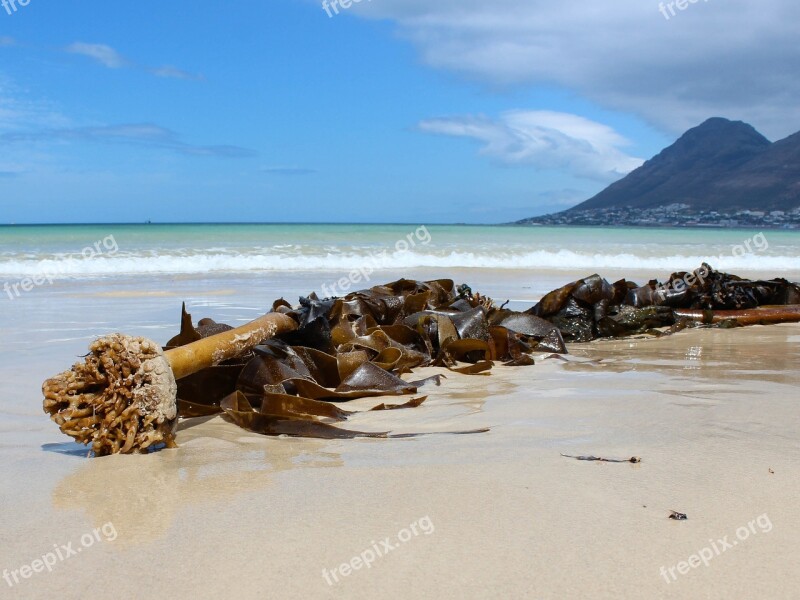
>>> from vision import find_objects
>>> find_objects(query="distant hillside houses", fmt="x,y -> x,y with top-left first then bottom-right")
520,205 -> 800,229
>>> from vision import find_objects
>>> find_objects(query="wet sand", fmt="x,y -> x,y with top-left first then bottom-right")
1,273 -> 799,599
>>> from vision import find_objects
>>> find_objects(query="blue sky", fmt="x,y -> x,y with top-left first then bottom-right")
0,0 -> 797,224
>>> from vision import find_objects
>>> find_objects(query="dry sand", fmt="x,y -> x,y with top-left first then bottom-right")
2,313 -> 799,599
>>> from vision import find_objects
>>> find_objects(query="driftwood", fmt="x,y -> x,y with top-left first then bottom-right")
673,306 -> 800,326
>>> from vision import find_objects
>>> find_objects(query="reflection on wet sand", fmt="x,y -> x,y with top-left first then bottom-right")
53,418 -> 342,545
564,324 -> 800,384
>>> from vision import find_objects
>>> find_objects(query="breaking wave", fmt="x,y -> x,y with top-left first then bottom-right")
0,248 -> 797,278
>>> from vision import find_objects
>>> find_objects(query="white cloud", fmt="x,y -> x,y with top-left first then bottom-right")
419,111 -> 643,181
66,42 -> 126,68
65,42 -> 203,80
0,36 -> 15,47
350,0 -> 800,139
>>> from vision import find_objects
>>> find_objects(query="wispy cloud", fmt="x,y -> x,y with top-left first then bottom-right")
65,41 -> 203,80
260,166 -> 317,175
0,37 -> 16,47
0,81 -> 72,133
66,42 -> 127,68
1,123 -> 256,158
150,66 -> 205,81
419,110 -> 643,181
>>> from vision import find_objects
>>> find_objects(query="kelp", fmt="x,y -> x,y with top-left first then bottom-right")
528,263 -> 800,342
166,266 -> 800,440
216,390 -> 486,439
169,277 -> 562,439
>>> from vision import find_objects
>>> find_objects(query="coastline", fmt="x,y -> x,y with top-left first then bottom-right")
2,221 -> 799,231
508,222 -> 800,231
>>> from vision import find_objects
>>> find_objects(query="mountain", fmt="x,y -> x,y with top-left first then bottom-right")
530,118 -> 800,218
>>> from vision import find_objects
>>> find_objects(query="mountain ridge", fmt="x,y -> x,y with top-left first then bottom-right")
522,118 -> 800,223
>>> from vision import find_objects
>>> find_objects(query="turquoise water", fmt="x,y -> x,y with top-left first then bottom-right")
0,223 -> 798,277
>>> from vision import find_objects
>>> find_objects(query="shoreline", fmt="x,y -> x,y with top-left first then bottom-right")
2,321 -> 798,598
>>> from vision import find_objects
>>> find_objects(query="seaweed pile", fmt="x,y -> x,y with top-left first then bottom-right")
172,277 -> 568,439
42,264 -> 800,452
169,265 -> 800,441
529,263 -> 800,342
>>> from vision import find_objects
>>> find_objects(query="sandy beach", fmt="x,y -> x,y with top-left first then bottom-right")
1,266 -> 799,600
4,0 -> 800,595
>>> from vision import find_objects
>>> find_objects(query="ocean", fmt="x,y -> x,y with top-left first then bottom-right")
2,224 -> 798,316
2,223 -> 799,279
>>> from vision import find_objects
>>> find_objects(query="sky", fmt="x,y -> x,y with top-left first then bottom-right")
0,0 -> 797,224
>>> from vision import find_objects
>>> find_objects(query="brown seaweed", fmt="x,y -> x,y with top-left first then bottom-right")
219,390 -> 485,439
529,264 -> 800,341
370,396 -> 428,411
161,267 -> 799,444
160,277 -> 554,440
220,391 -> 389,439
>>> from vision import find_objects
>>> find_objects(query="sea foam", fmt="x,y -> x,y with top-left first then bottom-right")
0,248 -> 796,278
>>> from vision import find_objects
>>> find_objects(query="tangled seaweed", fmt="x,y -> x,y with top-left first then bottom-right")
168,265 -> 799,442
529,263 -> 800,342
43,265 -> 798,453
172,277 -> 565,439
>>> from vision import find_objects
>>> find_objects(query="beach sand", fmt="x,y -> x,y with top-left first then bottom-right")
1,272 -> 799,599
